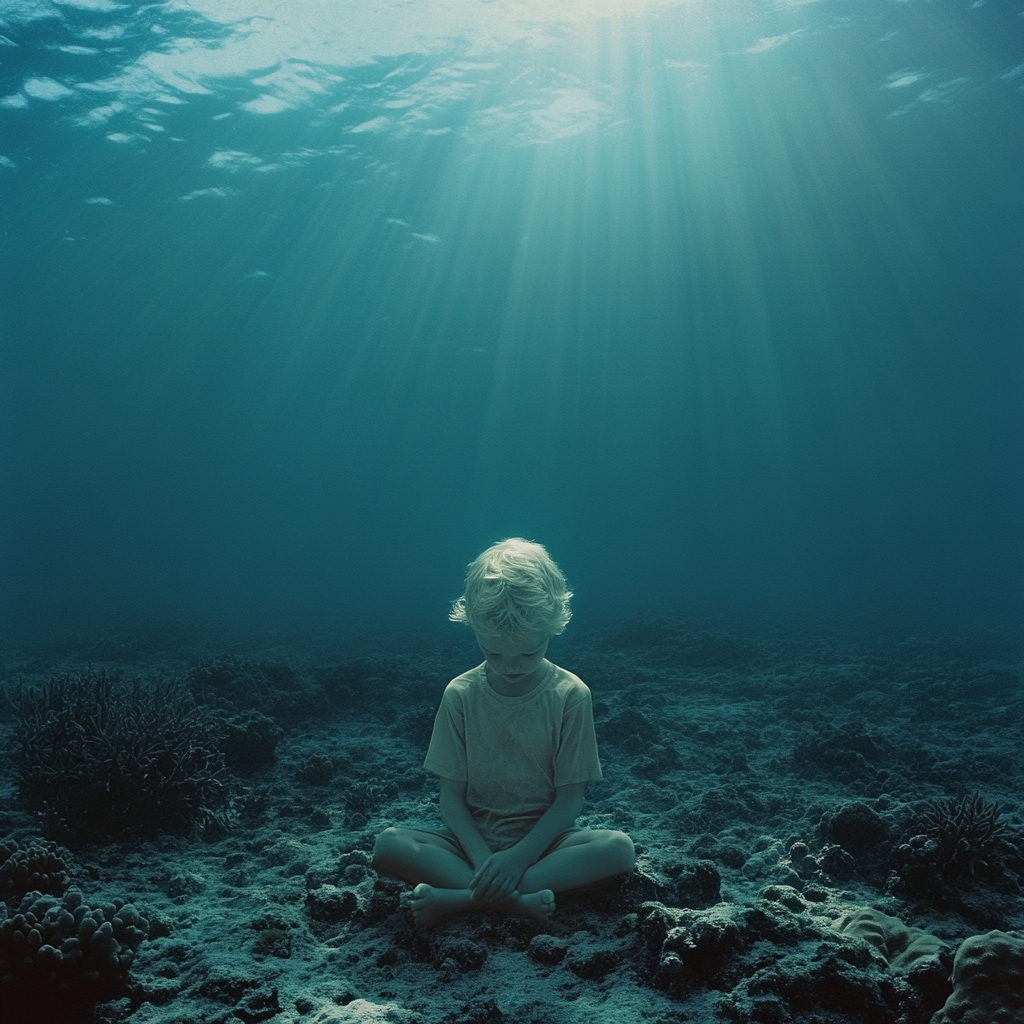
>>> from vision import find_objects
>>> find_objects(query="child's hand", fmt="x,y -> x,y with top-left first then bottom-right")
470,848 -> 530,904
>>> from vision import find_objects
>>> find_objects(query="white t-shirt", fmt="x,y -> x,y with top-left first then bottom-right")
423,661 -> 603,851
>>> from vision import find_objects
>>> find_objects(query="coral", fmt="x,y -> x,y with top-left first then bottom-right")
298,753 -> 336,785
0,837 -> 69,903
188,655 -> 314,724
818,843 -> 856,881
317,656 -> 450,729
921,793 -> 1009,878
742,840 -> 785,880
0,888 -> 148,1018
433,936 -> 487,973
253,926 -> 292,958
834,907 -> 951,974
630,743 -> 682,781
930,930 -> 1024,1024
719,952 -> 909,1024
825,801 -> 890,856
638,898 -> 946,1021
220,710 -> 283,773
639,899 -> 814,998
892,793 -> 1011,892
306,870 -> 395,933
306,884 -> 360,924
597,708 -> 662,751
16,670 -> 227,842
234,987 -> 281,1023
527,933 -> 568,965
662,859 -> 721,907
786,840 -> 817,876
344,780 -> 399,827
639,854 -> 722,908
792,724 -> 892,783
699,784 -> 767,829
195,971 -> 281,1023
231,783 -> 274,822
307,998 -> 421,1024
761,885 -> 809,913
563,940 -> 630,980
834,907 -> 953,1010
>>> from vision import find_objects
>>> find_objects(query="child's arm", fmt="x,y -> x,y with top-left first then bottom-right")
438,777 -> 493,870
470,782 -> 587,903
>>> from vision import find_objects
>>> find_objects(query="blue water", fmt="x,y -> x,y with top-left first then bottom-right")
1,0 -> 1021,638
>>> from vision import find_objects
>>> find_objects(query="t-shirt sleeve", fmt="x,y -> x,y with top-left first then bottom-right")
553,687 -> 603,786
423,684 -> 469,782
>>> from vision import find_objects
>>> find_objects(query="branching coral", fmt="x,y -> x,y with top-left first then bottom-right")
920,793 -> 1009,878
891,793 -> 1011,892
16,669 -> 227,842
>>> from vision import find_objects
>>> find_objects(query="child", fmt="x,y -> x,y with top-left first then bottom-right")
372,538 -> 635,929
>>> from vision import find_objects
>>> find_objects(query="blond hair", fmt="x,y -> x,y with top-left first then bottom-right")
450,538 -> 572,639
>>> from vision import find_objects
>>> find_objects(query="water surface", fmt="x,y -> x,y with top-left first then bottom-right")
1,0 -> 1021,638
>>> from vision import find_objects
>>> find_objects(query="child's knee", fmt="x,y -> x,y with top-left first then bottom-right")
606,830 -> 636,872
372,826 -> 405,867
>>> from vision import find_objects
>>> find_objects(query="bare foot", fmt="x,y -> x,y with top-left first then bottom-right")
499,889 -> 556,925
409,884 -> 556,929
410,883 -> 476,930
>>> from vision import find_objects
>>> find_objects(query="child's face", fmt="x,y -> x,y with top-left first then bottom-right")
474,628 -> 551,687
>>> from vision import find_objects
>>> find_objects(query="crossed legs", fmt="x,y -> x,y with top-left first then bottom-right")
372,827 -> 635,929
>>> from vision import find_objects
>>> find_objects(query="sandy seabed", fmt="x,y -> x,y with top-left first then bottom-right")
1,620 -> 1022,1024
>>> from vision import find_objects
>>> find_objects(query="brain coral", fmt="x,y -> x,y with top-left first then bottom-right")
833,906 -> 953,1011
833,907 -> 951,976
930,930 -> 1024,1024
